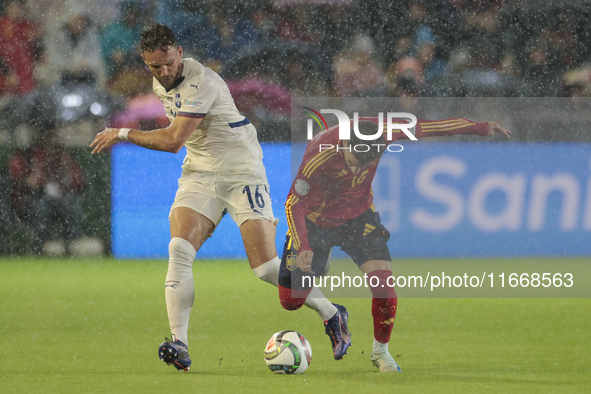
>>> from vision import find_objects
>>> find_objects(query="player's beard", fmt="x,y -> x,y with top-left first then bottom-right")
157,65 -> 183,89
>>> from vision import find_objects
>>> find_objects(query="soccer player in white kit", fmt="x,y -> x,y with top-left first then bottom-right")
90,23 -> 340,371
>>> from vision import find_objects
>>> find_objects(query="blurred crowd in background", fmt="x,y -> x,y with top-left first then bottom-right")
2,0 -> 591,142
1,0 -> 591,255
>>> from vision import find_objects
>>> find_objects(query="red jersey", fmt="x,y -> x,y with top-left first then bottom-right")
285,117 -> 489,252
0,16 -> 39,95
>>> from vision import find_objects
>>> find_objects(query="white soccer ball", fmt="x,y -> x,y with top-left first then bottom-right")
263,330 -> 312,374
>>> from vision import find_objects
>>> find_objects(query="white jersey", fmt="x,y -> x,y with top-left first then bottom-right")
153,58 -> 265,179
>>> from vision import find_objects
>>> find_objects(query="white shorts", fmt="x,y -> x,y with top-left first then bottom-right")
170,170 -> 277,227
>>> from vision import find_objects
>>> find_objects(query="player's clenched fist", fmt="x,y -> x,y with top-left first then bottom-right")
90,128 -> 123,154
297,249 -> 315,274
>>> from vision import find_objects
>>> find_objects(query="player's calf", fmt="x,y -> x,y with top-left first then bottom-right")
368,270 -> 397,344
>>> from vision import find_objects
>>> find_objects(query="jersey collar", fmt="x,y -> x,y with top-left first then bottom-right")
164,76 -> 185,92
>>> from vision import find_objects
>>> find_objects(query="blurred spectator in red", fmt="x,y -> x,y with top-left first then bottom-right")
8,129 -> 85,254
333,34 -> 385,97
0,0 -> 40,96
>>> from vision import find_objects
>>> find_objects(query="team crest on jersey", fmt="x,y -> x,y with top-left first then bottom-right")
175,93 -> 181,108
184,99 -> 205,108
286,254 -> 298,271
294,179 -> 310,196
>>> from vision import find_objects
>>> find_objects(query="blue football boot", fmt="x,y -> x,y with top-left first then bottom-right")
158,335 -> 191,371
324,303 -> 352,360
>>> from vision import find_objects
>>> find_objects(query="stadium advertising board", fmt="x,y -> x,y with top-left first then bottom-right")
113,142 -> 590,259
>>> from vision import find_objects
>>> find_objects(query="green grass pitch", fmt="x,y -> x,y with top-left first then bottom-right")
0,258 -> 589,394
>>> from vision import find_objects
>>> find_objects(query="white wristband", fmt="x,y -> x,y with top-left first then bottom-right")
118,128 -> 131,141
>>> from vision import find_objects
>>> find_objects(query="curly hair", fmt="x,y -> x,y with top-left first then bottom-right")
140,23 -> 177,53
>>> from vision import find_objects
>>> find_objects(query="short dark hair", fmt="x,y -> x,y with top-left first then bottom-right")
349,121 -> 385,164
140,23 -> 177,53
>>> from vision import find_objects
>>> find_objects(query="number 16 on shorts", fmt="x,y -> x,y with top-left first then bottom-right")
242,185 -> 269,215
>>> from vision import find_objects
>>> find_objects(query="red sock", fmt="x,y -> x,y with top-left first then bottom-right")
278,285 -> 312,311
368,270 -> 398,344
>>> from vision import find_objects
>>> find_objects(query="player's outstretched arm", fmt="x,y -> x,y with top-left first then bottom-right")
404,118 -> 512,141
90,116 -> 203,154
487,121 -> 512,139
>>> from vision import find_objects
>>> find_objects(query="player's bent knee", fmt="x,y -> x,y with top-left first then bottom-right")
278,285 -> 308,311
367,269 -> 397,299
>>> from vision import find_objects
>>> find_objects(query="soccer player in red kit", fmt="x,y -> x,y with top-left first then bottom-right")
279,117 -> 511,372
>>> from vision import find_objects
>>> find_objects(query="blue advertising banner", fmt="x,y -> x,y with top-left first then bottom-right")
112,143 -> 292,258
112,143 -> 591,258
373,143 -> 591,257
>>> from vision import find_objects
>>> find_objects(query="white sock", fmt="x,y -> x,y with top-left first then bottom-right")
305,286 -> 338,320
252,257 -> 338,320
165,237 -> 196,346
252,257 -> 280,286
373,338 -> 389,353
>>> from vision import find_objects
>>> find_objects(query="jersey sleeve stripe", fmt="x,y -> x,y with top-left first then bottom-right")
421,119 -> 472,130
285,194 -> 301,250
228,118 -> 251,128
421,121 -> 471,129
306,151 -> 337,177
287,228 -> 293,249
421,118 -> 471,126
178,112 -> 206,118
422,123 -> 475,133
304,151 -> 337,178
303,150 -> 331,175
381,119 -> 472,132
302,149 -> 333,178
